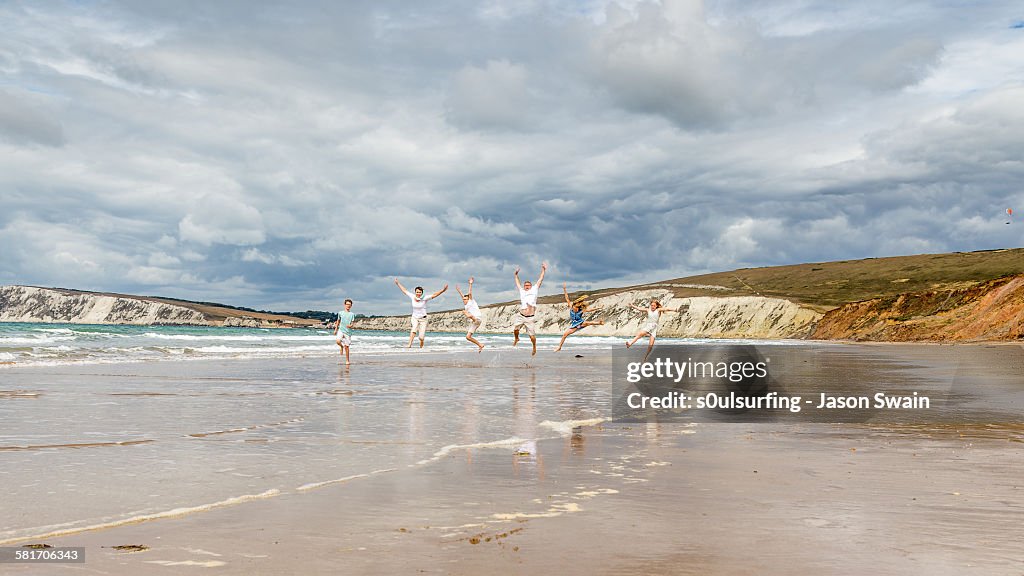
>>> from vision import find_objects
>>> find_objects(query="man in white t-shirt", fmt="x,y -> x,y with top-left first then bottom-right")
513,262 -> 547,356
455,277 -> 485,353
394,278 -> 448,348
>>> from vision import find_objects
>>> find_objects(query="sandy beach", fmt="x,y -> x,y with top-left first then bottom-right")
1,342 -> 1022,575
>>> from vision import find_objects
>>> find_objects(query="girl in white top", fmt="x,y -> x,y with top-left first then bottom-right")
394,278 -> 448,348
626,300 -> 677,361
455,277 -> 485,353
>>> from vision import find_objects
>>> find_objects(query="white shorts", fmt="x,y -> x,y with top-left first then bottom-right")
410,315 -> 427,338
640,322 -> 658,337
466,318 -> 482,335
513,312 -> 536,336
335,333 -> 351,346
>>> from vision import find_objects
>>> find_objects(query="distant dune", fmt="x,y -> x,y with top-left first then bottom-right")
4,248 -> 1024,341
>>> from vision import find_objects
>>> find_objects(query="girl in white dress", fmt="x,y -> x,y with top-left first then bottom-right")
625,300 -> 676,360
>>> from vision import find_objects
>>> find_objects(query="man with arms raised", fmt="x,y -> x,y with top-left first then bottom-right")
513,262 -> 547,356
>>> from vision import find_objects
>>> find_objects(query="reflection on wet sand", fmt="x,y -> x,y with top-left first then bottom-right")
0,390 -> 40,398
862,422 -> 1024,442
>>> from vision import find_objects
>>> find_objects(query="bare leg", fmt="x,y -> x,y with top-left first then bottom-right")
626,331 -> 648,348
555,328 -> 579,352
530,334 -> 537,356
343,345 -> 350,365
642,334 -> 656,362
513,328 -> 520,347
467,333 -> 484,352
407,331 -> 415,348
419,337 -> 425,348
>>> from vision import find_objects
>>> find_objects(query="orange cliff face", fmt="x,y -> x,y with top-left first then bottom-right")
811,276 -> 1024,342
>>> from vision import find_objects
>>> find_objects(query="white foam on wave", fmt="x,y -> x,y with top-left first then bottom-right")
0,336 -> 76,345
35,345 -> 75,353
0,347 -> 340,368
145,560 -> 227,568
193,344 -> 332,354
36,328 -> 128,338
142,332 -> 336,342
491,502 -> 583,521
414,436 -> 529,466
0,489 -> 281,545
296,468 -> 397,492
34,328 -> 75,334
538,417 -> 609,436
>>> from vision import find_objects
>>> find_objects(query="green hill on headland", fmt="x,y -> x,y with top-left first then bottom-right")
580,248 -> 1024,312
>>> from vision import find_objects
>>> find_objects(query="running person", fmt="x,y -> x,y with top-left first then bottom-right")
512,262 -> 547,356
625,300 -> 677,361
394,278 -> 448,348
334,298 -> 357,365
455,277 -> 485,352
554,282 -> 604,352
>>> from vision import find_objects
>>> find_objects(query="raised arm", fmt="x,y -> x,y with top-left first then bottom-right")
467,277 -> 474,299
455,284 -> 466,299
430,284 -> 449,299
629,304 -> 648,312
562,282 -> 570,306
394,278 -> 411,297
514,266 -> 523,291
535,262 -> 548,287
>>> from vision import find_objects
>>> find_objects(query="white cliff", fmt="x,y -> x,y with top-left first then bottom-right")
0,286 -> 212,325
354,289 -> 820,339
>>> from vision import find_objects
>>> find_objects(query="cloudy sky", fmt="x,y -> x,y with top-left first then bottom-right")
2,1 -> 1022,314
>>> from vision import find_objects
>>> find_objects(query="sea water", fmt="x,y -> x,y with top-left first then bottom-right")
0,322 -> 807,368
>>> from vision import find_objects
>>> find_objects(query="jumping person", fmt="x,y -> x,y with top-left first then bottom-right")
455,277 -> 485,352
554,282 -> 604,352
512,262 -> 547,356
394,278 -> 448,348
625,300 -> 677,361
334,298 -> 357,365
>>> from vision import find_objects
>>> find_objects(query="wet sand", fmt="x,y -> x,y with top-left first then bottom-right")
1,343 -> 1022,574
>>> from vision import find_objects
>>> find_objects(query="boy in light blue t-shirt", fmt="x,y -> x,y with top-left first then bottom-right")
334,299 -> 357,365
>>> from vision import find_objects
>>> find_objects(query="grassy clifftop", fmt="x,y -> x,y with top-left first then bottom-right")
588,248 -> 1024,313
